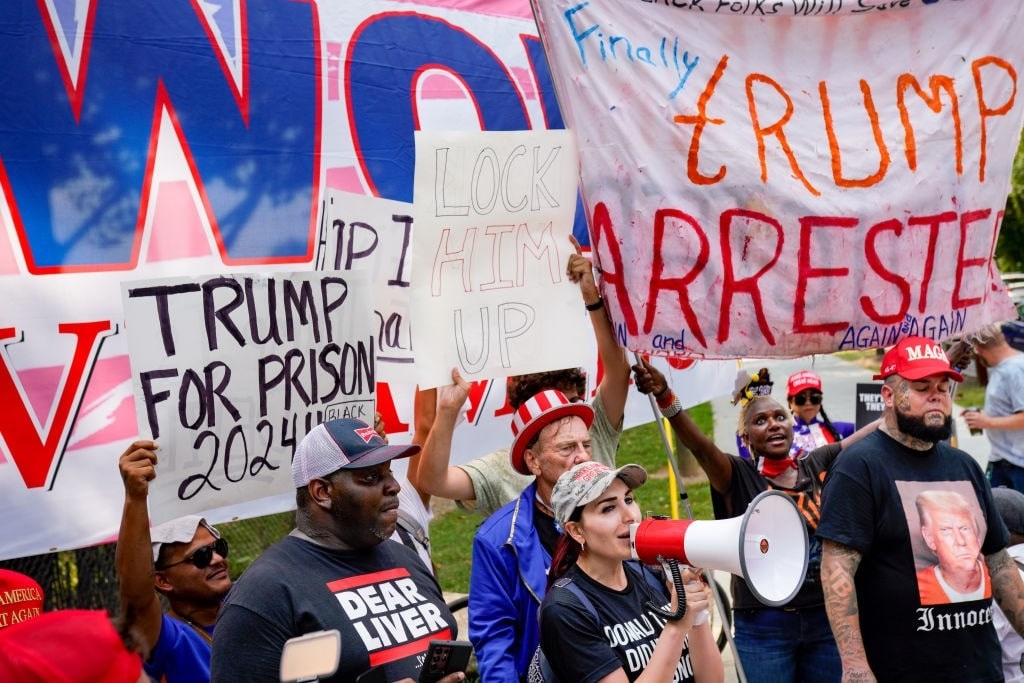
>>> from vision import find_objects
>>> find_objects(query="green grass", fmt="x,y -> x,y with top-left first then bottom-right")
429,402 -> 716,594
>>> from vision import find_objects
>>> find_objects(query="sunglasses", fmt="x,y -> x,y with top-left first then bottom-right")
792,392 -> 823,407
158,537 -> 228,570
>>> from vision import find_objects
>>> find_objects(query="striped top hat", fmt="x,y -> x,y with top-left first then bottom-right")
509,390 -> 594,475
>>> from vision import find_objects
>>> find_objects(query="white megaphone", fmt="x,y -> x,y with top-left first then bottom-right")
630,489 -> 808,607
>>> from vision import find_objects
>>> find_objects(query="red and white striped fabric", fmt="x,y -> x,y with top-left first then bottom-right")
508,390 -> 594,475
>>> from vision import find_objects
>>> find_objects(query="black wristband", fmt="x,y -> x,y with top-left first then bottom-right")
585,297 -> 605,311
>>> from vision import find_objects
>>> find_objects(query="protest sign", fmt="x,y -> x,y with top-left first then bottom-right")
121,271 -> 374,524
318,191 -> 417,383
530,0 -> 1023,359
411,129 -> 589,387
855,382 -> 884,430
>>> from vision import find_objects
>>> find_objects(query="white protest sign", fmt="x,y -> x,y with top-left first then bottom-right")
531,0 -> 1022,359
121,271 -> 374,524
317,191 -> 417,383
411,129 -> 588,388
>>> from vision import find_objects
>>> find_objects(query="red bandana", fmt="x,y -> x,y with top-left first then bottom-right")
758,455 -> 798,479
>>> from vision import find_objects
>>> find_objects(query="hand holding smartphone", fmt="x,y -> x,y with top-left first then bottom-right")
418,639 -> 473,683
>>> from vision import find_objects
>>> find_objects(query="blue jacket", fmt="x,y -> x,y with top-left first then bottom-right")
469,481 -> 550,682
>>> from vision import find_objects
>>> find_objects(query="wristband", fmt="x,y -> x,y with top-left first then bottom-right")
660,395 -> 682,419
585,297 -> 605,311
655,387 -> 676,410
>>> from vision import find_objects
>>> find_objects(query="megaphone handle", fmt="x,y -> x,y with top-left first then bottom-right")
646,559 -> 687,622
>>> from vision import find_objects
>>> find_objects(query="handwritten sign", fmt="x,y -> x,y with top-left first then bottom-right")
411,130 -> 589,387
531,0 -> 1022,358
121,271 -> 374,524
318,191 -> 417,383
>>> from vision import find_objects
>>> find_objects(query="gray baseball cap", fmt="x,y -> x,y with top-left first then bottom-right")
550,461 -> 647,526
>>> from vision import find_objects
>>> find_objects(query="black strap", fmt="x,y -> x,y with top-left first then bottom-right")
536,562 -> 665,682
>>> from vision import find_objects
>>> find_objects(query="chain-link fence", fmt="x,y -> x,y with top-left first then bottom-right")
0,510 -> 295,612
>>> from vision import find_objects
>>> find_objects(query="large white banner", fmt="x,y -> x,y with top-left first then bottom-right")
531,0 -> 1023,359
411,129 -> 589,387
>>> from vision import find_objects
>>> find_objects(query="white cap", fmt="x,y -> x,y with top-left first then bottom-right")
150,515 -> 220,564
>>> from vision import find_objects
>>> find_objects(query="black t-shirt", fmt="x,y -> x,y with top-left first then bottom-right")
711,442 -> 841,610
211,535 -> 457,683
533,503 -> 560,556
538,564 -> 696,683
817,430 -> 1008,682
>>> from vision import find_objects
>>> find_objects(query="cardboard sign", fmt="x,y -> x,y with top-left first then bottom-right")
411,129 -> 588,387
318,191 -> 417,383
121,271 -> 374,524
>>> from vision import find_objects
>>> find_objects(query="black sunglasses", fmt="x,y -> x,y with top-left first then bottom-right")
792,392 -> 823,407
158,538 -> 228,570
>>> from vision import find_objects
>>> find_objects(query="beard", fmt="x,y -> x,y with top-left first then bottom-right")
895,409 -> 953,443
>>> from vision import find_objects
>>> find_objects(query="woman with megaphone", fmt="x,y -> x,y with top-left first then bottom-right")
528,461 -> 724,683
631,359 -> 878,683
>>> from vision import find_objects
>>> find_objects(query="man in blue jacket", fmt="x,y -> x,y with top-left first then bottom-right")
468,389 -> 596,681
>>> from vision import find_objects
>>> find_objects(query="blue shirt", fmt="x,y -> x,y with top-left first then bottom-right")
145,612 -> 212,683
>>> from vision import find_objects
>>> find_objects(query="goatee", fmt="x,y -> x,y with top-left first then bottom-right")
895,410 -> 953,443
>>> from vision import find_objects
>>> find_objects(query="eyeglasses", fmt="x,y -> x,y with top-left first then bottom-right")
792,392 -> 823,407
157,538 -> 228,570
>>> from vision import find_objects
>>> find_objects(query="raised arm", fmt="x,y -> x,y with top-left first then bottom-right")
987,547 -> 1024,637
568,235 -> 630,427
115,440 -> 164,653
401,388 -> 437,508
416,369 -> 477,501
821,539 -> 876,683
631,357 -> 733,493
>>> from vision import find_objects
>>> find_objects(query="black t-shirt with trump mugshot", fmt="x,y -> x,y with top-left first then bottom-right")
817,430 -> 1008,683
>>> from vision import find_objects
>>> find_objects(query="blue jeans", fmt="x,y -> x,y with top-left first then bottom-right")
988,459 -> 1024,493
733,606 -> 841,683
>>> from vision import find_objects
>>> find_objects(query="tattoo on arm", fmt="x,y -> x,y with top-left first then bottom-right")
822,541 -> 874,677
988,549 -> 1024,637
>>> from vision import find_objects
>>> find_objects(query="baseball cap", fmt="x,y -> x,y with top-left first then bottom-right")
992,487 -> 1024,536
291,418 -> 419,488
150,515 -> 221,564
551,461 -> 648,526
0,569 -> 44,630
0,609 -> 143,683
873,336 -> 964,382
787,370 -> 822,398
509,390 -> 594,475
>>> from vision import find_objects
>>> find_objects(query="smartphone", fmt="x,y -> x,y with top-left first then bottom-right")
418,639 -> 473,683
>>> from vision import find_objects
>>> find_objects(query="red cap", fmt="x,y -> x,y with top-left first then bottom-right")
0,609 -> 143,683
786,371 -> 822,398
873,336 -> 964,382
0,569 -> 44,630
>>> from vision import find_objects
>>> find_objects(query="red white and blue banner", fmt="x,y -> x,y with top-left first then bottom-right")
0,0 -> 734,559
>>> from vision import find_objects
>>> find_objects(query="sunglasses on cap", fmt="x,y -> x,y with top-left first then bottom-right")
792,392 -> 823,407
157,537 -> 228,570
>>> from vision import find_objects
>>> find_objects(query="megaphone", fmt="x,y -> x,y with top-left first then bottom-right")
630,489 -> 808,607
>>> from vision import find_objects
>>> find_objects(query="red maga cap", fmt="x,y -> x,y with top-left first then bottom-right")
873,336 -> 963,382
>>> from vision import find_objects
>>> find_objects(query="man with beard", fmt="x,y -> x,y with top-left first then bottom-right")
210,418 -> 464,683
818,336 -> 1024,683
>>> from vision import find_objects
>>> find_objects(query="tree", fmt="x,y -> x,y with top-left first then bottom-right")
998,133 -> 1024,273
